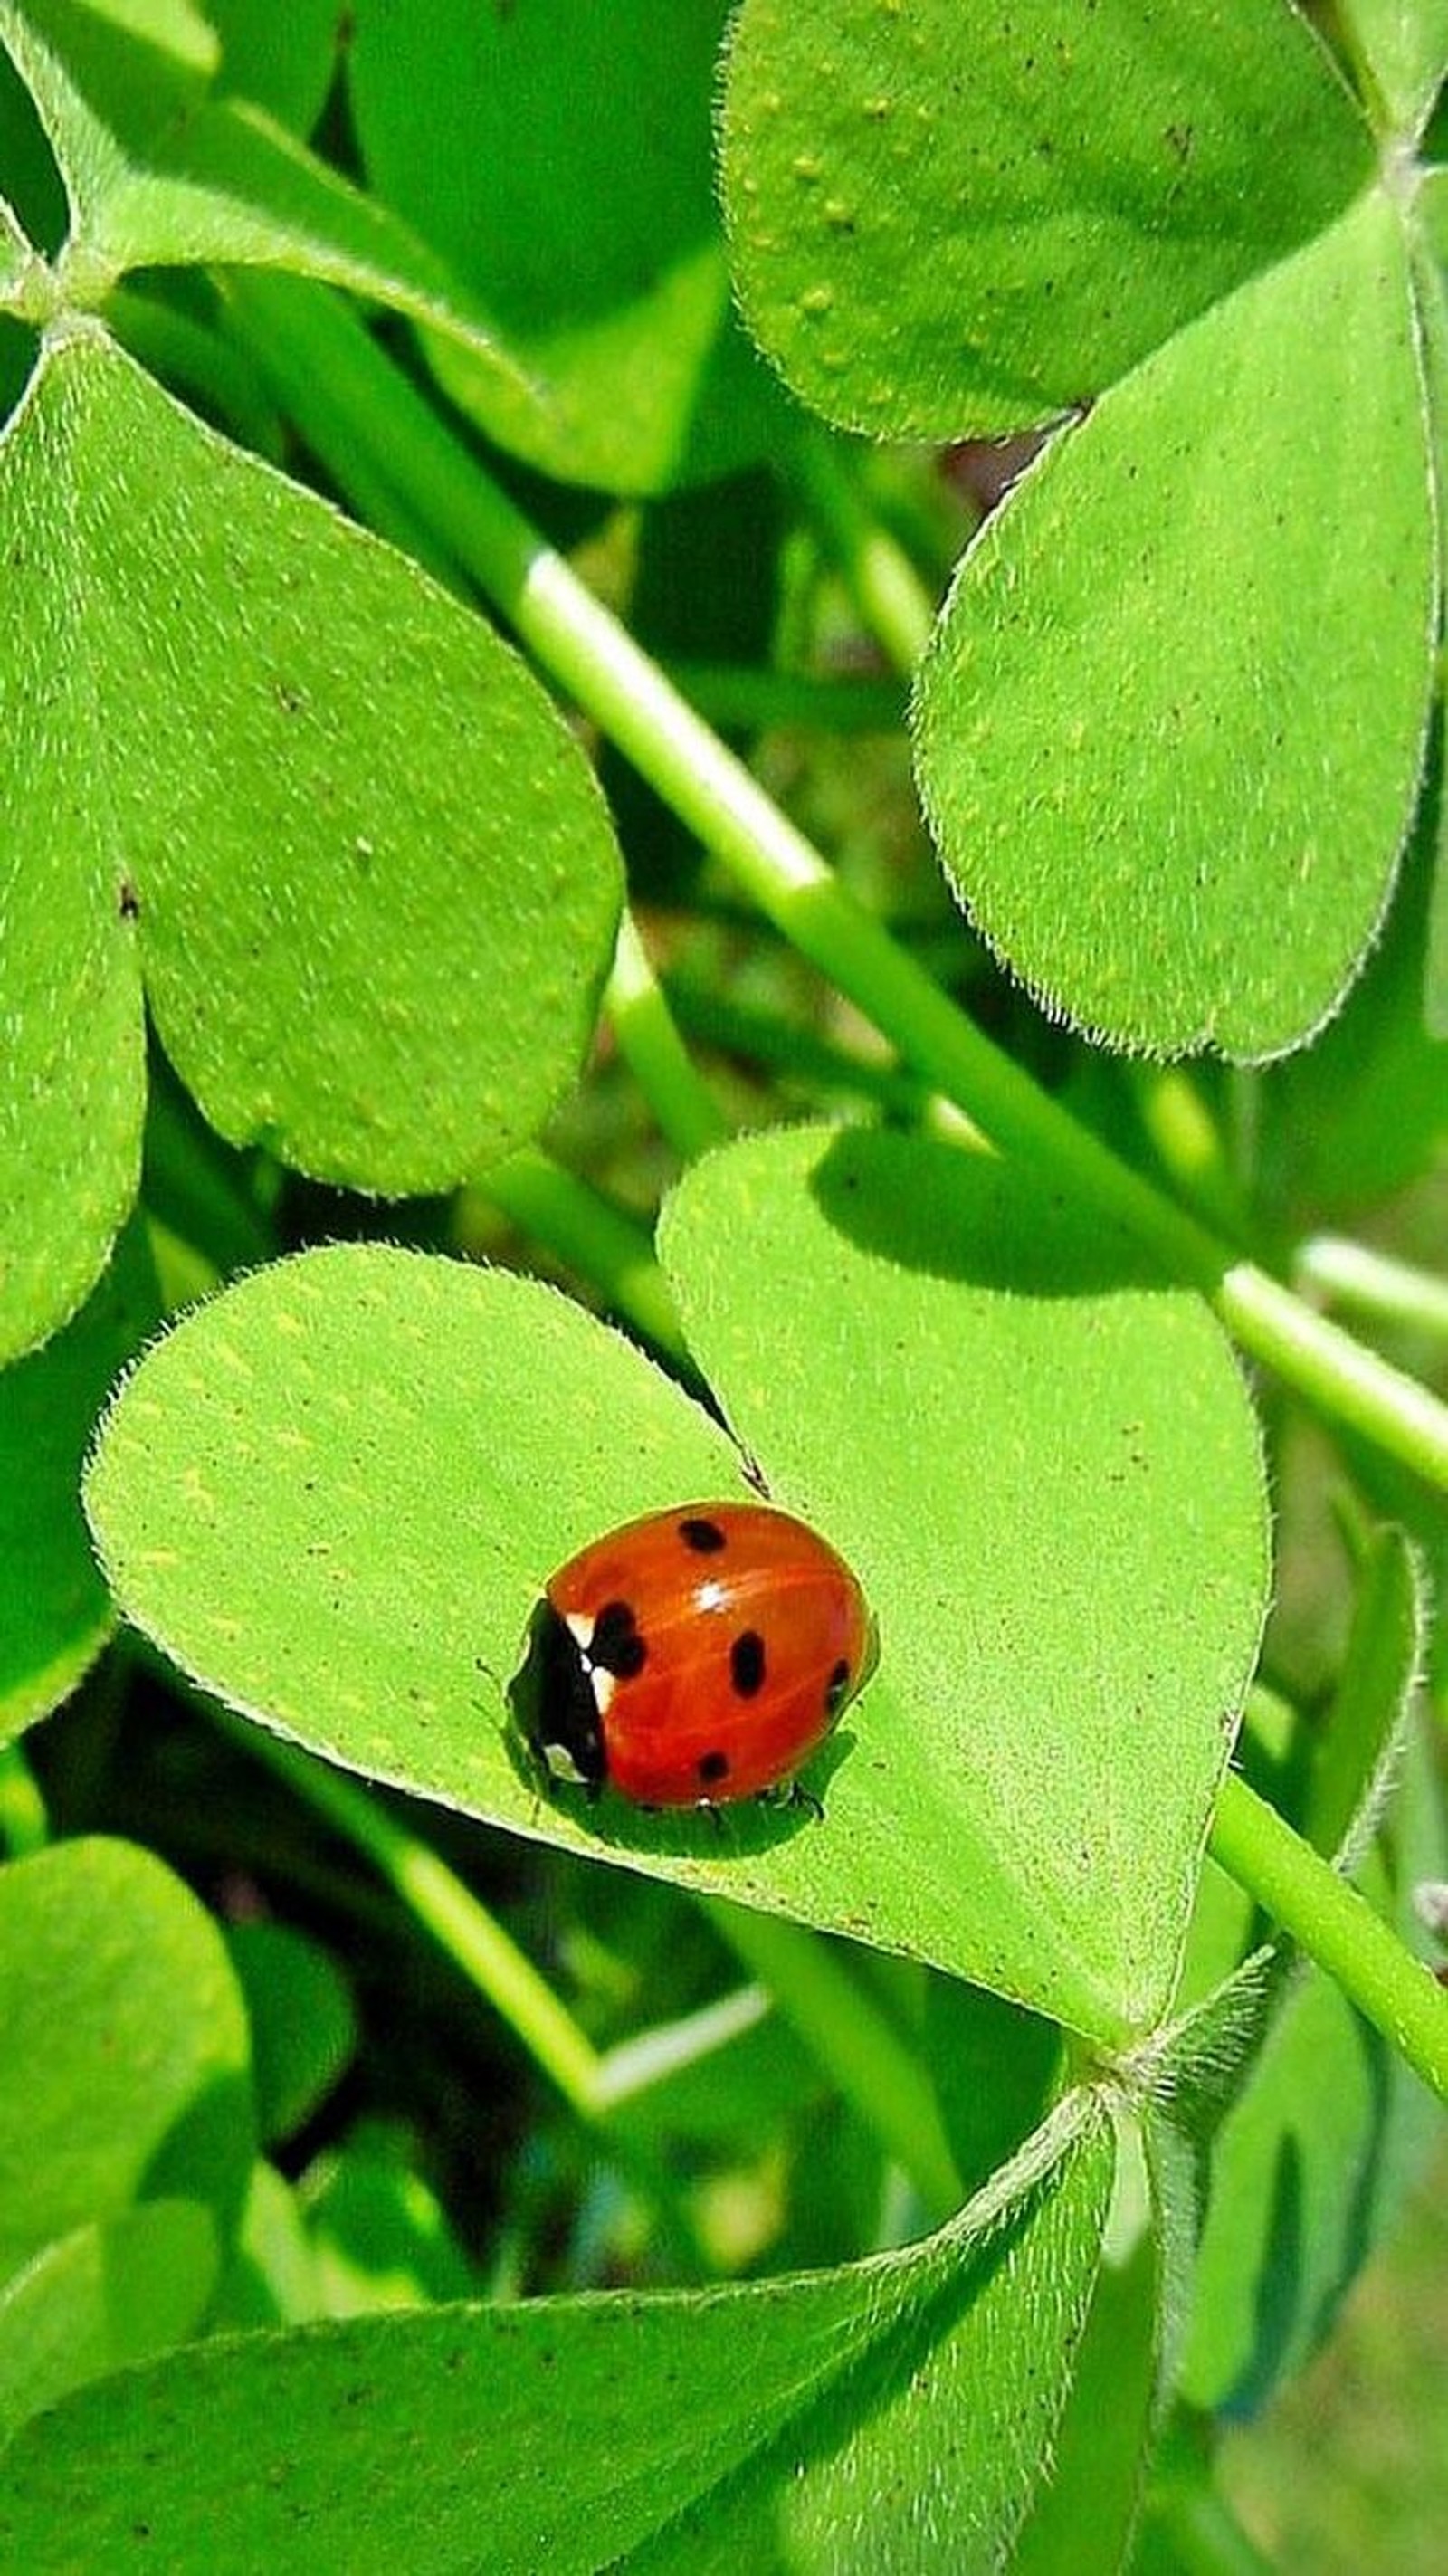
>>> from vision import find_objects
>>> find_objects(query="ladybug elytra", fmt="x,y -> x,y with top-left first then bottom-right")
526,1503 -> 873,1810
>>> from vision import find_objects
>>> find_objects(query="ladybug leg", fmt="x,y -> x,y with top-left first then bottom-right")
754,1778 -> 824,1821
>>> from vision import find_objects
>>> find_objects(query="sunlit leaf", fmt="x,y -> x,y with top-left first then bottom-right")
0,2096 -> 1113,2574
721,0 -> 1369,438
0,327 -> 619,1359
913,190 -> 1434,1059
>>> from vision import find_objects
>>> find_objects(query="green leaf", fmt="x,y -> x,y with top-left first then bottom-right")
348,0 -> 784,495
0,2199 -> 218,2443
0,457 -> 146,1367
1302,1524 -> 1424,1865
0,327 -> 619,1359
913,187 -> 1434,1060
662,1125 -> 1270,2039
206,0 -> 338,133
926,1980 -> 1063,2204
0,37 -> 74,256
0,1219 -> 157,1738
1179,1717 -> 1446,2417
0,3 -> 214,251
303,2134 -> 480,2317
1253,797 -> 1448,1217
1418,234 -> 1448,1043
212,2159 -> 320,2330
1432,773 -> 1448,1038
225,1922 -> 357,2148
0,2098 -> 1113,2574
0,1837 -> 253,2283
720,0 -> 1371,440
85,1120 -> 1268,2044
71,0 -> 215,75
1012,2217 -> 1160,2576
1340,0 -> 1448,132
0,1 -> 529,413
83,1240 -> 827,1885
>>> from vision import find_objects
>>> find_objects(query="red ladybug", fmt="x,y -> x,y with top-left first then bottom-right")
527,1503 -> 873,1809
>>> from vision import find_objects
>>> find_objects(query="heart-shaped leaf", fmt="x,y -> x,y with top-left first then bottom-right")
723,1 -> 1435,1065
913,188 -> 1434,1058
1341,0 -> 1448,130
0,326 -> 620,1360
0,2094 -> 1113,2574
87,1122 -> 1269,2044
720,0 -> 1370,440
82,1242 -> 765,1874
662,1125 -> 1270,2038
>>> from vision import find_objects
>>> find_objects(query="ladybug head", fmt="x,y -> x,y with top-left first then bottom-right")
519,1598 -> 607,1793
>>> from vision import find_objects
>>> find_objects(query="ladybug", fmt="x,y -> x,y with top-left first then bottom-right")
525,1503 -> 873,1809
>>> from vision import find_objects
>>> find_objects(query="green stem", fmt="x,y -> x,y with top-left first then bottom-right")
467,1145 -> 692,1368
666,971 -> 933,1118
605,911 -> 731,1159
704,1897 -> 962,2221
593,1981 -> 772,2112
663,660 -> 905,735
202,1702 -> 719,2270
1294,1235 -> 1448,1342
1213,1259 -> 1448,1488
790,425 -> 938,676
224,275 -> 1448,1499
205,1703 -> 606,2120
1129,1064 -> 1253,1245
1208,1769 -> 1448,2104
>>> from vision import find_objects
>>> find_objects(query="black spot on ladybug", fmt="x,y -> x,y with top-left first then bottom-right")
730,1630 -> 767,1697
590,1599 -> 647,1680
678,1516 -> 727,1553
698,1750 -> 730,1787
824,1658 -> 851,1715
